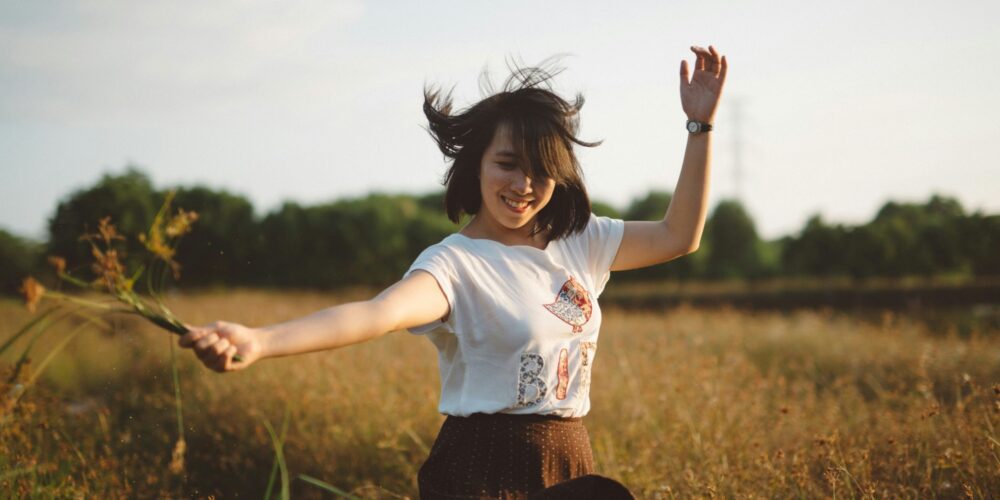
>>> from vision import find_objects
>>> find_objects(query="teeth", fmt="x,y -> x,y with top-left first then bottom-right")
503,196 -> 529,209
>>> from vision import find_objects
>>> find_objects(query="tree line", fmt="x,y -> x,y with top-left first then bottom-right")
1,168 -> 997,294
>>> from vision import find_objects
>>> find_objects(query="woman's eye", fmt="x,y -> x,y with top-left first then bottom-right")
497,162 -> 517,170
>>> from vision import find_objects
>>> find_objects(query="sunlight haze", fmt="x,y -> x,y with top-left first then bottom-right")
1,0 -> 998,240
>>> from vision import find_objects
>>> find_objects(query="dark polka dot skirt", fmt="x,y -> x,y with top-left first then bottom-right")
417,413 -> 632,499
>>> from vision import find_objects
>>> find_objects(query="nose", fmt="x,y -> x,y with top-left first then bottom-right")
510,171 -> 533,195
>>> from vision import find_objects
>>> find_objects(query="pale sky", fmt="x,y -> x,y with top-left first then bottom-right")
2,0 -> 998,241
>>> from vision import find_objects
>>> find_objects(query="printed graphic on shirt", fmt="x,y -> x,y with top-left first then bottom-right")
577,342 -> 597,398
555,348 -> 570,400
515,352 -> 547,408
543,276 -> 593,334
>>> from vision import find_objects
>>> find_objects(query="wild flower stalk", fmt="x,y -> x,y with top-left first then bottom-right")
8,191 -> 212,470
168,338 -> 187,475
21,219 -> 184,334
1,313 -> 109,422
19,191 -> 220,344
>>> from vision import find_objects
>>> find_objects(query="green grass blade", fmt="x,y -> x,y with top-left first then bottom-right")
6,307 -> 89,384
2,315 -> 101,423
262,417 -> 290,500
297,474 -> 362,499
57,271 -> 93,289
24,316 -> 102,388
263,457 -> 279,500
169,336 -> 186,475
0,466 -> 36,481
0,306 -> 57,357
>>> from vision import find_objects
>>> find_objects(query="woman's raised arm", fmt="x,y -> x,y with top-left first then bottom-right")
179,271 -> 450,372
610,45 -> 727,272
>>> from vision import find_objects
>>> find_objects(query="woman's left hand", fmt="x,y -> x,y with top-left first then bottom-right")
680,45 -> 727,124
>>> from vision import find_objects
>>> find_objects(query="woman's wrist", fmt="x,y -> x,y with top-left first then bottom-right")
254,325 -> 278,360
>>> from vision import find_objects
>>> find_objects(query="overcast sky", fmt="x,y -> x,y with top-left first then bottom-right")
2,0 -> 998,241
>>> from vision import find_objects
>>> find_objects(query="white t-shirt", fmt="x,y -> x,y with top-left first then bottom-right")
404,213 -> 625,418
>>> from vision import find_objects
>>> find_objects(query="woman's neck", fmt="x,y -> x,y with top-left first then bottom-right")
460,215 -> 549,249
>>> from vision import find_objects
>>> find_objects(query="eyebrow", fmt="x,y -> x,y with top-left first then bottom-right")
494,150 -> 520,159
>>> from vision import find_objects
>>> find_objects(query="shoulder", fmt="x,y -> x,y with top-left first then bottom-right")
559,214 -> 625,295
414,233 -> 466,255
559,213 -> 625,247
586,212 -> 625,235
407,234 -> 471,274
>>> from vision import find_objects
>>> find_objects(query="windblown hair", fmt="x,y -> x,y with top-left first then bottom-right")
423,59 -> 600,242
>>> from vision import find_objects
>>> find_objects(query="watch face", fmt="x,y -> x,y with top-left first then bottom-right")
687,121 -> 698,133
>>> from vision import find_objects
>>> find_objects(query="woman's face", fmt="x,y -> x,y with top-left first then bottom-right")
477,125 -> 557,235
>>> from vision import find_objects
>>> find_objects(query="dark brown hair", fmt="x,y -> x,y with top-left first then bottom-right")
423,59 -> 600,242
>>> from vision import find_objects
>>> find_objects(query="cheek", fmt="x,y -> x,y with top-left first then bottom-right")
479,166 -> 501,185
480,173 -> 501,196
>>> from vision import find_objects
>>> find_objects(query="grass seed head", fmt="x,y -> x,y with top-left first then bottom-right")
166,209 -> 198,238
18,276 -> 46,313
79,217 -> 131,291
47,256 -> 66,276
141,192 -> 197,279
88,245 -> 128,292
97,216 -> 124,245
169,438 -> 186,474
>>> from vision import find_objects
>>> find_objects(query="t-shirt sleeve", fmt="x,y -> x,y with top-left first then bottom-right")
583,213 -> 625,296
403,244 -> 457,335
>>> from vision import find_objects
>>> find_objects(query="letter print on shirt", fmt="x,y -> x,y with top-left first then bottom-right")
555,348 -> 570,400
515,353 -> 547,408
543,276 -> 593,333
578,342 -> 597,397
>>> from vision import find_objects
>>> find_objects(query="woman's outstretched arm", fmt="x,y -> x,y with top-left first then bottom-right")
178,270 -> 449,372
610,44 -> 727,272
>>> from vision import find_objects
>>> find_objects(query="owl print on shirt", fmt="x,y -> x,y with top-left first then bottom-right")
543,276 -> 593,334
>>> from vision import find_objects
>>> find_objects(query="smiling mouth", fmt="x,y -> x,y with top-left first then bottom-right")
502,195 -> 532,210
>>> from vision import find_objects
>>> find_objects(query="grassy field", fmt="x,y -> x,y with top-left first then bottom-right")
2,289 -> 1000,498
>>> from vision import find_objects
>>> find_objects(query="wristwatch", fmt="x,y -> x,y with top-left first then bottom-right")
686,120 -> 713,134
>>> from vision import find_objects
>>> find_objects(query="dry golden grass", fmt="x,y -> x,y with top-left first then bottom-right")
2,290 -> 999,498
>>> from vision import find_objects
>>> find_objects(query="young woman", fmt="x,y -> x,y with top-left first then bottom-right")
181,45 -> 727,498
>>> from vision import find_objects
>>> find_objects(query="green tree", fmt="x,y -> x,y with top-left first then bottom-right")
0,229 -> 41,295
868,195 -> 967,277
704,199 -> 761,280
256,194 -> 454,289
843,224 -> 892,279
590,200 -> 622,219
170,187 -> 259,286
616,190 -> 708,282
47,168 -> 158,278
623,191 -> 672,221
961,213 -> 1000,277
783,215 -> 847,277
415,191 -> 446,214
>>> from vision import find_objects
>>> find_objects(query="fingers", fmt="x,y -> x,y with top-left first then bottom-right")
708,46 -> 722,76
201,337 -> 239,372
689,45 -> 724,77
194,333 -> 221,354
182,320 -> 239,345
207,338 -> 232,358
179,326 -> 210,348
220,346 -> 239,372
207,344 -> 237,373
690,45 -> 705,72
679,59 -> 689,85
179,321 -> 244,372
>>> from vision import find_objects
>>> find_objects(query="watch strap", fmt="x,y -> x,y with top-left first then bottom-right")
687,120 -> 713,133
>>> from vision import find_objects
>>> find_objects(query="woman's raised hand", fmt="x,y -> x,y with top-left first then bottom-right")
179,321 -> 264,372
680,45 -> 727,124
